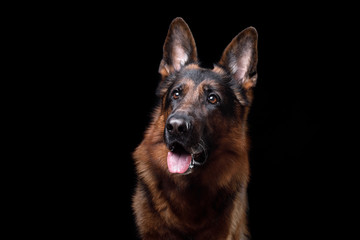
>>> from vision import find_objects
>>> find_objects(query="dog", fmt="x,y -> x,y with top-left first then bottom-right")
132,17 -> 258,239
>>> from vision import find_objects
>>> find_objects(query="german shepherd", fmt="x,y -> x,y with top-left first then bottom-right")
132,17 -> 258,239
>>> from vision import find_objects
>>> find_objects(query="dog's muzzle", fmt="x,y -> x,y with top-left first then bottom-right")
165,114 -> 207,174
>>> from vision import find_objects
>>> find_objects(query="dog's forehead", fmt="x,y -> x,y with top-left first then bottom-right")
177,65 -> 224,86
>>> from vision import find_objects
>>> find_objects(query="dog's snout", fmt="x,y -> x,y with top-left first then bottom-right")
166,115 -> 191,136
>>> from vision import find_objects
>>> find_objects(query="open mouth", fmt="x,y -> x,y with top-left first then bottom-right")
167,143 -> 207,175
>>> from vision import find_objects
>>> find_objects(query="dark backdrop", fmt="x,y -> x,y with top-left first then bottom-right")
58,9 -> 343,240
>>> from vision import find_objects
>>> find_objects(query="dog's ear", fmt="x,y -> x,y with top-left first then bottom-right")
218,27 -> 258,90
159,17 -> 198,78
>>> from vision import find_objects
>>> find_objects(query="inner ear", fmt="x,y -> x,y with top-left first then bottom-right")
171,42 -> 190,71
159,17 -> 198,78
232,42 -> 253,81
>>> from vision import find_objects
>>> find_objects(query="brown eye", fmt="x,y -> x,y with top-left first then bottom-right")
208,94 -> 219,104
172,90 -> 180,100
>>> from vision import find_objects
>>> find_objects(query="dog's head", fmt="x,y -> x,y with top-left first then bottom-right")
156,18 -> 258,174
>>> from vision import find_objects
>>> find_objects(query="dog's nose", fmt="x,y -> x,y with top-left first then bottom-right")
166,116 -> 191,136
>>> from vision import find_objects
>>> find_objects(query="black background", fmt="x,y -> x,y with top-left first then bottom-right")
52,7 -> 351,240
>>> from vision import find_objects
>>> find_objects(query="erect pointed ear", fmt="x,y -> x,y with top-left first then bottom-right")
218,27 -> 258,90
158,17 -> 198,78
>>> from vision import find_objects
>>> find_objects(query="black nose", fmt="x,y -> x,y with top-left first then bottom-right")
166,116 -> 191,136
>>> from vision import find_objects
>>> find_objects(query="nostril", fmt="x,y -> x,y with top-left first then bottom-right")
167,123 -> 174,132
178,125 -> 185,133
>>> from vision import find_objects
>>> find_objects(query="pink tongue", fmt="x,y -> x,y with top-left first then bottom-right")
167,152 -> 192,173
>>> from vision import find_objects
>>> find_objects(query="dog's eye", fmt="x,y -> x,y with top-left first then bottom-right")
208,94 -> 219,104
172,90 -> 181,100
